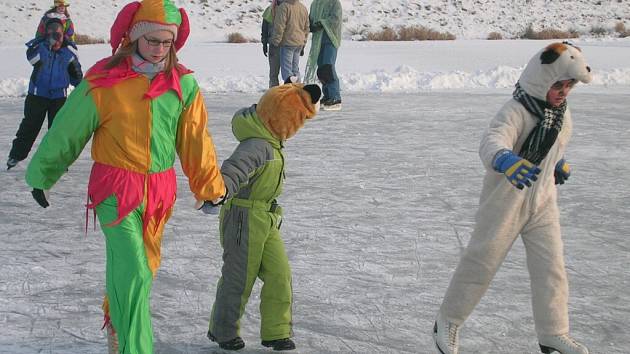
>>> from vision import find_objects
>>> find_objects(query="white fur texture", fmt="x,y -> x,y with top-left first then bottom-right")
519,43 -> 592,101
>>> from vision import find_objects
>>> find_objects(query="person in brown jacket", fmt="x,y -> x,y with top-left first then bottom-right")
270,0 -> 309,82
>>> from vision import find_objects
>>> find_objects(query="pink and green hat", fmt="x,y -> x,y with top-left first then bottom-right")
110,0 -> 190,54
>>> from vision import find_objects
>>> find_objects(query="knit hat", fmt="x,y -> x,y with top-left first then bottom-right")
110,0 -> 190,55
256,83 -> 321,140
518,42 -> 592,101
45,17 -> 64,30
53,0 -> 69,7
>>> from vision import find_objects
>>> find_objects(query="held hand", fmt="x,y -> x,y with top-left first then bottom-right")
263,43 -> 268,57
32,188 -> 50,208
195,189 -> 229,215
554,159 -> 571,185
493,150 -> 541,190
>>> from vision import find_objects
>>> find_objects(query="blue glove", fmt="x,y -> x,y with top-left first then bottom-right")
493,150 -> 541,190
554,159 -> 571,185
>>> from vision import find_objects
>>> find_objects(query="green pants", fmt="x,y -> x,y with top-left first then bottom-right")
209,199 -> 292,342
97,196 -> 171,354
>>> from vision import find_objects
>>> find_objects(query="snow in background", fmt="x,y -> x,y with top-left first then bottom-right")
0,0 -> 629,95
1,0 -> 630,43
0,1 -> 629,353
0,39 -> 630,96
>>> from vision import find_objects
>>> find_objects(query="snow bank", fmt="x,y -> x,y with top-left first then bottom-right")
2,65 -> 629,97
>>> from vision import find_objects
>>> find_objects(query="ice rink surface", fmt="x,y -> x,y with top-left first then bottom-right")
1,90 -> 628,353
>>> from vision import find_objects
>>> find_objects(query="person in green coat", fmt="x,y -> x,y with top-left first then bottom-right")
205,81 -> 321,351
305,0 -> 342,110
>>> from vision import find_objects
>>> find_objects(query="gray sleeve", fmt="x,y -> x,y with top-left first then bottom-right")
221,138 -> 274,197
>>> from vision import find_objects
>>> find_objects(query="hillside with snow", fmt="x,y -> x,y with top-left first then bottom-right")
0,0 -> 629,96
1,0 -> 629,44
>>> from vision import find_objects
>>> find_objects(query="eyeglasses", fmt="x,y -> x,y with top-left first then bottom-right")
143,36 -> 173,48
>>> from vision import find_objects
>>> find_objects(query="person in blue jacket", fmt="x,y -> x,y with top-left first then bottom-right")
7,17 -> 82,170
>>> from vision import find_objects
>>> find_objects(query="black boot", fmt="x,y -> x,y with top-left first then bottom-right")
207,330 -> 245,351
6,157 -> 18,170
261,338 -> 296,351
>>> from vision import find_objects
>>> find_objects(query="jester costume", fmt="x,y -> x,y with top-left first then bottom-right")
25,1 -> 225,353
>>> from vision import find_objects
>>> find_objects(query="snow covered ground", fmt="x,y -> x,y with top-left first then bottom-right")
2,0 -> 630,43
1,88 -> 629,353
1,39 -> 630,96
1,30 -> 630,354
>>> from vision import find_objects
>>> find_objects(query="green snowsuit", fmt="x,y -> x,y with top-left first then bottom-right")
209,104 -> 292,342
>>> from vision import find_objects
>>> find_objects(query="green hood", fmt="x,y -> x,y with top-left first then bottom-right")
232,105 -> 281,149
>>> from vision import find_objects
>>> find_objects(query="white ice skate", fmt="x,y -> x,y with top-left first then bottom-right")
538,334 -> 589,354
106,322 -> 119,354
322,99 -> 342,111
433,314 -> 460,354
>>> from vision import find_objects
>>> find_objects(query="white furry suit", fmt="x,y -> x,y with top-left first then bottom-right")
439,42 -> 593,337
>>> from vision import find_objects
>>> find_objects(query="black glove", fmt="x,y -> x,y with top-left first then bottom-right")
32,188 -> 49,208
263,42 -> 268,57
310,21 -> 323,33
300,46 -> 305,56
196,189 -> 229,215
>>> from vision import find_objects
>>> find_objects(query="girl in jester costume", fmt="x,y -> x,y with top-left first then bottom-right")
25,1 -> 226,353
205,80 -> 322,351
304,0 -> 342,110
433,42 -> 592,354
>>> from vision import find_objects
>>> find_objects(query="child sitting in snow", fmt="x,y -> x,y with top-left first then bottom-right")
204,79 -> 321,351
433,42 -> 592,354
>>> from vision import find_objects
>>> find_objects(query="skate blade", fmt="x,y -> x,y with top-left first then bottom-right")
322,104 -> 342,111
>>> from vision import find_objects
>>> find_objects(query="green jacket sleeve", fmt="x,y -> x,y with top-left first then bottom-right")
320,0 -> 342,48
26,80 -> 99,190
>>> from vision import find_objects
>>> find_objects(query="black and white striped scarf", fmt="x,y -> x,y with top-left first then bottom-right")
513,82 -> 567,165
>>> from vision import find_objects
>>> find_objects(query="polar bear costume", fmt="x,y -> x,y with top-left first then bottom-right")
437,42 -> 592,349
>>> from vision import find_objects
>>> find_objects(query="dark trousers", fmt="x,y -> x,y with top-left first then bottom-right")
9,94 -> 66,161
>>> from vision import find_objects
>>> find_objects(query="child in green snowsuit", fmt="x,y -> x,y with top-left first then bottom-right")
206,82 -> 322,351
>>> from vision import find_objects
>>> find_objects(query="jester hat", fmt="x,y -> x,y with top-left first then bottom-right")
110,0 -> 190,55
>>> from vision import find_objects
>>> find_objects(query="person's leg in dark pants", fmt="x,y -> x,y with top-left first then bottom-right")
317,42 -> 340,103
9,94 -> 51,162
268,45 -> 281,88
46,97 -> 66,129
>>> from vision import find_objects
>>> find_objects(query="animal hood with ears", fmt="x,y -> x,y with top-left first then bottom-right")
256,83 -> 321,141
518,42 -> 592,101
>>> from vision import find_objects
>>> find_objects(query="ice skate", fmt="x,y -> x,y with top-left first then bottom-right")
539,334 -> 589,354
6,157 -> 18,170
261,338 -> 296,351
433,313 -> 459,354
322,99 -> 341,111
207,330 -> 245,350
